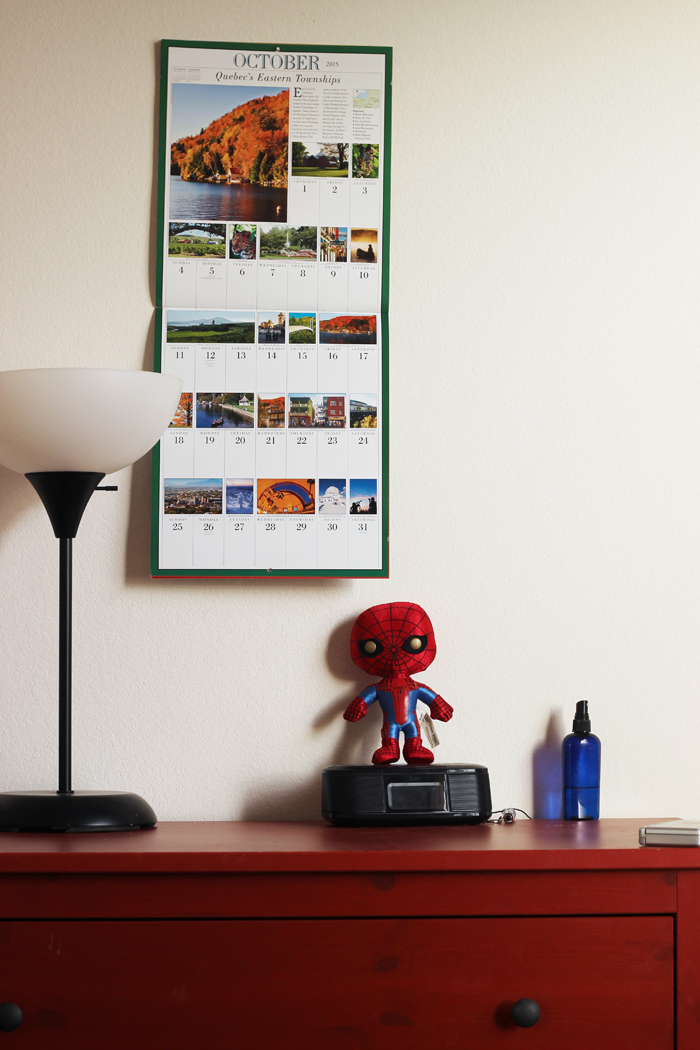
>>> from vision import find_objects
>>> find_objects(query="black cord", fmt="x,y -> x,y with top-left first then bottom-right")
487,807 -> 533,824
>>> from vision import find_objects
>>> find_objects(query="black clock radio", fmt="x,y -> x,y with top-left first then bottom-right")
321,764 -> 492,826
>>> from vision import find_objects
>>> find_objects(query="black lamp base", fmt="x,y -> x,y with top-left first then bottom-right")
0,791 -> 157,832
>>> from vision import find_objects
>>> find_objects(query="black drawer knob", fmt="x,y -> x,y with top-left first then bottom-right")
0,1004 -> 22,1033
511,998 -> 540,1028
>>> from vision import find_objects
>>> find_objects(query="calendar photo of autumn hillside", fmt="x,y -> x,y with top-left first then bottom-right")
319,314 -> 377,345
169,84 -> 289,222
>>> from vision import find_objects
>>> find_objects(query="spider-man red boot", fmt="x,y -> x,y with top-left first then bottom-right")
372,725 -> 400,765
403,734 -> 434,766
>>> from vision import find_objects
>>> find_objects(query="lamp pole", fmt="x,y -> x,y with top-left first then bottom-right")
58,537 -> 72,794
25,472 -> 106,798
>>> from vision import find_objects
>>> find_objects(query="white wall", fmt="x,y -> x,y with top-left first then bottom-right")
1,0 -> 699,820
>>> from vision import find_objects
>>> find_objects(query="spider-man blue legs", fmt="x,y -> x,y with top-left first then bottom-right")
372,717 -> 434,766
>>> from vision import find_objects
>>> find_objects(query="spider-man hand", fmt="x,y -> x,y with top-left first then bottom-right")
429,695 -> 453,722
343,696 -> 368,721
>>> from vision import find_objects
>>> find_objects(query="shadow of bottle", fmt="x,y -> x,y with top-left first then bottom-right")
532,710 -> 564,819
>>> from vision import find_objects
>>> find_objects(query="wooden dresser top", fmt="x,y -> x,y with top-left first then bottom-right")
0,818 -> 693,874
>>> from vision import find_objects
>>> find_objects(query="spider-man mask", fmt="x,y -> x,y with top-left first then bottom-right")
351,602 -> 436,677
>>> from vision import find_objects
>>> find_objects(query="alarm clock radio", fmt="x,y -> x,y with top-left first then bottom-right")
321,764 -> 492,826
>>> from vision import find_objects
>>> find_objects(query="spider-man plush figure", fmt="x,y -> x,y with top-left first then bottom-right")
343,602 -> 453,765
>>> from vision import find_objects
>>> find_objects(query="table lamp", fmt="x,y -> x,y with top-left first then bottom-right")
0,367 -> 182,831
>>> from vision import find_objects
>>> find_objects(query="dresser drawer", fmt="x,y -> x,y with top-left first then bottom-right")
0,915 -> 673,1048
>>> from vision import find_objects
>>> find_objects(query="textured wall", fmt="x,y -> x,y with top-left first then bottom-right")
1,0 -> 699,820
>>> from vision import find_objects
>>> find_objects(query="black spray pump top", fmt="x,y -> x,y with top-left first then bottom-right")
572,700 -> 591,734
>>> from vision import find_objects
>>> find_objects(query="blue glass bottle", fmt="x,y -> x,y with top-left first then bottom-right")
563,700 -> 600,820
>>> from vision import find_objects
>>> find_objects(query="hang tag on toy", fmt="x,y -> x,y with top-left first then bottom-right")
420,713 -> 440,749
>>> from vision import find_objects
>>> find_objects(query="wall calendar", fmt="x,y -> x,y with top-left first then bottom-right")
151,40 -> 391,577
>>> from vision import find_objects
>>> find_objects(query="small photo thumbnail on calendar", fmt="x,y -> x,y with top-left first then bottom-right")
229,224 -> 257,260
258,311 -> 285,343
319,314 -> 377,345
168,223 -> 226,259
257,395 -> 286,428
197,393 -> 254,429
257,479 -> 315,515
292,142 -> 349,178
260,223 -> 317,261
288,313 -> 316,343
166,310 -> 255,343
350,229 -> 378,264
352,144 -> 379,180
319,479 -> 347,515
289,394 -> 346,428
170,83 -> 288,222
226,479 -> 254,514
349,479 -> 377,515
320,227 -> 347,263
353,88 -> 380,109
164,478 -> 222,514
350,396 -> 377,428
169,392 -> 193,428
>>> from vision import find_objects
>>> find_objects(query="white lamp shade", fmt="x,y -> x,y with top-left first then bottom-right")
0,368 -> 182,474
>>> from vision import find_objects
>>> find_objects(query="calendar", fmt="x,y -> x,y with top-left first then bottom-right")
151,40 -> 391,577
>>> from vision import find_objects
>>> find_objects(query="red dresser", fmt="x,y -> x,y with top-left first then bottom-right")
0,818 -> 696,1048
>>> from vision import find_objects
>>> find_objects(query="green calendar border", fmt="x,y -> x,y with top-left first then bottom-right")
151,39 -> 391,578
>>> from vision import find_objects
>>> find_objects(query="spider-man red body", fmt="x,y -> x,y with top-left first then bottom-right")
343,602 -> 453,765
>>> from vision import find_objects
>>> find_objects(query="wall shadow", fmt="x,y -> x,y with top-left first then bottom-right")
148,39 -> 161,308
314,614 -> 379,766
242,612 -> 382,820
532,710 -> 564,819
240,776 -> 324,822
0,466 -> 39,551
